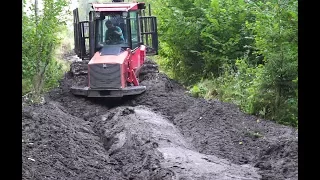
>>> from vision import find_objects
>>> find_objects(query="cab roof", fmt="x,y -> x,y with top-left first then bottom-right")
91,2 -> 145,12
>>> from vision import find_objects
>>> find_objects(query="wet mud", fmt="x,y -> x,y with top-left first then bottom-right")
22,58 -> 298,180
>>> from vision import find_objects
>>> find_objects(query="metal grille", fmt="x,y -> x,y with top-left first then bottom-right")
73,8 -> 90,60
89,63 -> 121,89
139,15 -> 158,55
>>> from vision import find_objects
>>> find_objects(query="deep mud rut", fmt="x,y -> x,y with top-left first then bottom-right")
22,57 -> 298,180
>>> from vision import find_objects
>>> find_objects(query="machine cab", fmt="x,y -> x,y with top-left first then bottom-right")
73,2 -> 158,60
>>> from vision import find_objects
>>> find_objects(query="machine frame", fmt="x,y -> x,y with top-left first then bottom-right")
71,2 -> 158,98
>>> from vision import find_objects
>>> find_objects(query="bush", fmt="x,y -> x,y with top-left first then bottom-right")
22,0 -> 68,99
150,0 -> 298,127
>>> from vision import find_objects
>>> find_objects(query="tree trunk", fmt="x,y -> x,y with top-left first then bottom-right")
35,0 -> 38,24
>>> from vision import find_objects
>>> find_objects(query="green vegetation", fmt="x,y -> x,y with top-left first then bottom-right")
148,0 -> 298,127
22,0 -> 71,101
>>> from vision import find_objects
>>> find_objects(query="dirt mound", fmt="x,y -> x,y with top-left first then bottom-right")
22,59 -> 298,180
254,139 -> 298,179
171,101 -> 298,180
22,102 -> 120,179
93,106 -> 261,179
131,60 -> 298,180
22,102 -> 260,179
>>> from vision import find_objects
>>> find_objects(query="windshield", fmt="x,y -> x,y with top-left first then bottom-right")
96,13 -> 129,47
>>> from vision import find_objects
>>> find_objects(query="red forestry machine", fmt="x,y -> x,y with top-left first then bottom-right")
71,0 -> 158,98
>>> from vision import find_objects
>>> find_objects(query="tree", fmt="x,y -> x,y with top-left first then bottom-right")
22,0 -> 68,100
149,0 -> 298,126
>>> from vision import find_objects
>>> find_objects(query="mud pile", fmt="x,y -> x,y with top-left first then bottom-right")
133,60 -> 298,180
93,106 -> 261,179
22,59 -> 298,180
22,102 -> 119,179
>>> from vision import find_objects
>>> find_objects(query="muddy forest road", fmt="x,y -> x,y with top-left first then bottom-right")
22,58 -> 298,180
